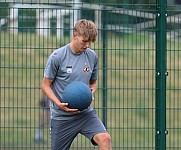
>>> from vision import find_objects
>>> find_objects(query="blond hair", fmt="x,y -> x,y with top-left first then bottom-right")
73,19 -> 98,42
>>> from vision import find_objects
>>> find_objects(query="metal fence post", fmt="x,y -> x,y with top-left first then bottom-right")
155,0 -> 167,149
101,6 -> 108,128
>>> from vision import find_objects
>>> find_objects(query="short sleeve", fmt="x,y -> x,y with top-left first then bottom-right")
91,54 -> 98,81
44,53 -> 60,80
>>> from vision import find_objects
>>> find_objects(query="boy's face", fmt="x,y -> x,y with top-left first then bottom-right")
73,33 -> 92,53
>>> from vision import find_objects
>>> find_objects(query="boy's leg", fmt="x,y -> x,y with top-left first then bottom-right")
50,119 -> 78,150
80,110 -> 112,149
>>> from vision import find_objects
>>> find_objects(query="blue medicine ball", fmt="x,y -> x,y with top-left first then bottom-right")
62,81 -> 92,111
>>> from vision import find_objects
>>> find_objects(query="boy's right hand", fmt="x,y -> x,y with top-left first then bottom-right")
58,102 -> 80,113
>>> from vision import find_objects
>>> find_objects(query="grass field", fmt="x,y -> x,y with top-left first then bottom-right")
1,31 -> 181,149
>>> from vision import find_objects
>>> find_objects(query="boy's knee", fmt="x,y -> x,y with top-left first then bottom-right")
93,133 -> 111,145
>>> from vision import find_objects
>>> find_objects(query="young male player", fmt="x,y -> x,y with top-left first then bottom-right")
42,19 -> 112,150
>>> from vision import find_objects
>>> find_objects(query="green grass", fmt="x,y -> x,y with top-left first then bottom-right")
1,31 -> 181,149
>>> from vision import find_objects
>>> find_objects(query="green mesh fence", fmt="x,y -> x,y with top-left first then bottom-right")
166,2 -> 181,150
0,0 -> 181,150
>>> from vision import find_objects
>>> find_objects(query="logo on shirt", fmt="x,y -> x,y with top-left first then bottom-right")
83,66 -> 90,72
66,66 -> 72,73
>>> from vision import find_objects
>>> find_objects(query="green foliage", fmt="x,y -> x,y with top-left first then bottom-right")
0,3 -> 9,19
81,0 -> 156,4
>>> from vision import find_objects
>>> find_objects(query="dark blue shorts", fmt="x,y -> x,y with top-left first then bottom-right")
50,110 -> 108,150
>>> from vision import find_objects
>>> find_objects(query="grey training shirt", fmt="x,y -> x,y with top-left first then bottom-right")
44,44 -> 98,120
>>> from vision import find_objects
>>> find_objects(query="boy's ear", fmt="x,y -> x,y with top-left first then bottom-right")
73,32 -> 77,37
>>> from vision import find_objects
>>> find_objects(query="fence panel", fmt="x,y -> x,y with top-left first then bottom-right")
166,2 -> 181,150
0,0 -> 180,150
